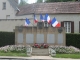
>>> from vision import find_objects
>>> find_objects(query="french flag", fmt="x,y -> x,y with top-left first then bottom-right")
51,17 -> 61,27
25,18 -> 30,26
45,14 -> 51,24
40,14 -> 45,22
34,14 -> 38,23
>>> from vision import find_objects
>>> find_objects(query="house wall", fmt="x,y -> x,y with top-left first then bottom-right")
0,0 -> 80,33
0,14 -> 80,33
49,14 -> 80,33
0,0 -> 16,19
31,14 -> 80,33
0,0 -> 34,32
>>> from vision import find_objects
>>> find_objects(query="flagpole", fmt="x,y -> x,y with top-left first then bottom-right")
33,4 -> 35,27
31,22 -> 34,26
33,13 -> 35,27
27,18 -> 34,26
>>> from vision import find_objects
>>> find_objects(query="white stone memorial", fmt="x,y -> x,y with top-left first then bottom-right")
26,45 -> 32,56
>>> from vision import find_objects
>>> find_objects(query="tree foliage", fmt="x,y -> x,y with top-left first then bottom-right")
36,0 -> 77,3
45,0 -> 76,2
19,0 -> 27,6
36,0 -> 43,3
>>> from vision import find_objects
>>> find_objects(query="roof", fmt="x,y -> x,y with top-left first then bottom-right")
14,0 -> 18,3
8,0 -> 18,10
17,2 -> 80,16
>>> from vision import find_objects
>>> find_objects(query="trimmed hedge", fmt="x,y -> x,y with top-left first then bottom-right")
0,32 -> 15,47
0,32 -> 80,49
66,34 -> 80,49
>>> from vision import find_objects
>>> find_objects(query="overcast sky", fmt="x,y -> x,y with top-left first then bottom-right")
19,0 -> 37,4
27,0 -> 37,4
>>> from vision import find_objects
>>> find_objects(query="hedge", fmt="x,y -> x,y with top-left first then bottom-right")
0,32 -> 80,49
0,32 -> 15,47
66,34 -> 80,49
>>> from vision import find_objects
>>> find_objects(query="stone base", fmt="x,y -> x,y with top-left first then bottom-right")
32,48 -> 49,56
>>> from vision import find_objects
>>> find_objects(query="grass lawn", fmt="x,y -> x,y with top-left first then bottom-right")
0,52 -> 80,59
0,52 -> 27,57
53,54 -> 80,59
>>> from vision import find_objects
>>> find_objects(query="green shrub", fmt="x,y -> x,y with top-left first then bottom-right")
0,32 -> 15,47
66,34 -> 80,49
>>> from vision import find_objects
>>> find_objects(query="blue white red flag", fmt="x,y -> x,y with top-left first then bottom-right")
40,14 -> 45,22
51,17 -> 61,27
25,18 -> 30,26
45,14 -> 51,24
34,14 -> 38,23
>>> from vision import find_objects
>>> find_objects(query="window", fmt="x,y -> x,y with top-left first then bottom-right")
6,15 -> 10,19
64,22 -> 71,33
61,21 -> 74,33
3,2 -> 6,10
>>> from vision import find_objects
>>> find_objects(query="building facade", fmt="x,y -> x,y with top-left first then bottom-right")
0,0 -> 80,33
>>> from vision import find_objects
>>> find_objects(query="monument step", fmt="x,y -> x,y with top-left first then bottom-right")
32,51 -> 49,53
32,50 -> 48,53
32,48 -> 48,51
32,49 -> 48,53
32,48 -> 49,56
32,53 -> 49,56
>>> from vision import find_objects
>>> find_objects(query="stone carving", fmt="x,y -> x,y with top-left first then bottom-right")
58,27 -> 63,33
49,46 -> 56,56
26,45 -> 32,56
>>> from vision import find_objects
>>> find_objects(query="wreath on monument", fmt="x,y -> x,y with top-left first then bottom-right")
32,43 -> 49,48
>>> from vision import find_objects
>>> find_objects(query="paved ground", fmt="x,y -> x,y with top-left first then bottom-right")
0,56 -> 80,60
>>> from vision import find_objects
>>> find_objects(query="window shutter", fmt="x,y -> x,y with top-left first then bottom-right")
61,21 -> 64,27
79,21 -> 80,33
71,21 -> 74,33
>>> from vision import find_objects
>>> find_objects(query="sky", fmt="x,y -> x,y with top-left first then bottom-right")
26,0 -> 37,4
19,0 -> 37,4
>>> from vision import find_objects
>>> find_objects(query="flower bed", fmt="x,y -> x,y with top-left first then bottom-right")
50,45 -> 80,54
0,45 -> 26,53
0,45 -> 80,54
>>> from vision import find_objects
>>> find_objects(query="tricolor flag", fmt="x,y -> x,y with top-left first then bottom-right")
45,14 -> 51,24
25,18 -> 30,26
34,14 -> 38,23
40,14 -> 45,22
51,17 -> 60,27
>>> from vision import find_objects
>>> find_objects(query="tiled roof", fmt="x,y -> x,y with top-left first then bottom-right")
17,2 -> 80,15
14,0 -> 18,3
8,0 -> 18,10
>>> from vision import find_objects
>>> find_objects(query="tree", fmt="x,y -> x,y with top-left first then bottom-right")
45,0 -> 61,2
36,0 -> 43,3
19,0 -> 27,6
45,0 -> 76,2
44,0 -> 76,2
